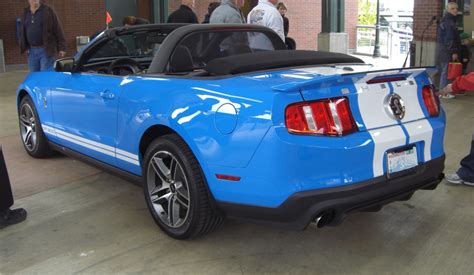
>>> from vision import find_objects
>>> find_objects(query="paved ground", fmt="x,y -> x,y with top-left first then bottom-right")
1,68 -> 474,274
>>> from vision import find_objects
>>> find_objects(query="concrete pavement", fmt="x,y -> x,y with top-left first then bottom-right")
1,68 -> 474,274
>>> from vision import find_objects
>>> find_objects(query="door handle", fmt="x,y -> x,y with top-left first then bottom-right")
100,90 -> 115,100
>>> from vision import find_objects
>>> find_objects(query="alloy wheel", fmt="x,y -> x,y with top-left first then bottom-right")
19,104 -> 37,151
147,151 -> 191,228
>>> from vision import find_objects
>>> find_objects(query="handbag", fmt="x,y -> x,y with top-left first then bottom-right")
447,62 -> 463,80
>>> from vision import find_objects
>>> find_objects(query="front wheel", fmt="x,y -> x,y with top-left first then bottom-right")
142,134 -> 223,239
18,95 -> 54,158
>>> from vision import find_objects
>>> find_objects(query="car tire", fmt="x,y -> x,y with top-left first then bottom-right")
142,134 -> 224,239
18,95 -> 54,158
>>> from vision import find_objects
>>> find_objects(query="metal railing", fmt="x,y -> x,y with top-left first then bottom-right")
355,25 -> 413,58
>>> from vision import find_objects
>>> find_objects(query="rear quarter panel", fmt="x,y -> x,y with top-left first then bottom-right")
115,75 -> 300,176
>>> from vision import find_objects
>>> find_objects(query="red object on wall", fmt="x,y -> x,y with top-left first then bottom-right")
448,62 -> 463,80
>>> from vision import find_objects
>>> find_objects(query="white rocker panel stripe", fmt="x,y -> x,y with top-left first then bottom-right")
42,124 -> 140,166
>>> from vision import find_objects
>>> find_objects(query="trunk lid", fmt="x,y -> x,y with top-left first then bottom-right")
272,66 -> 436,131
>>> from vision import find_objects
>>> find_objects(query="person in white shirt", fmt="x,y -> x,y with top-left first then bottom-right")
247,0 -> 285,42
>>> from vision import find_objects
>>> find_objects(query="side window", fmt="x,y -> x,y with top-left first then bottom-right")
85,33 -> 166,64
91,37 -> 130,59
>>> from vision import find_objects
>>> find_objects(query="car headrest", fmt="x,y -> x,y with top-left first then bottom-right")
169,45 -> 194,73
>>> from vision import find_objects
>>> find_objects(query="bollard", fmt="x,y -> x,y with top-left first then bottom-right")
0,40 -> 6,73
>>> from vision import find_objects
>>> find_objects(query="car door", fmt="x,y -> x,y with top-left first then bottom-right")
50,72 -> 123,166
49,31 -> 145,166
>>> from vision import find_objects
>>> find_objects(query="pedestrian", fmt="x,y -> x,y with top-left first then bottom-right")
438,73 -> 474,186
123,16 -> 150,26
19,0 -> 67,72
248,0 -> 285,42
0,146 -> 27,229
459,32 -> 471,74
202,2 -> 221,24
276,2 -> 289,37
167,5 -> 198,24
210,0 -> 245,24
436,2 -> 461,99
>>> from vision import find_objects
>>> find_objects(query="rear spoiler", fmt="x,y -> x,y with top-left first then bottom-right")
272,67 -> 437,93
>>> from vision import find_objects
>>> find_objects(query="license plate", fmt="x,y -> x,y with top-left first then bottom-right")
387,146 -> 418,175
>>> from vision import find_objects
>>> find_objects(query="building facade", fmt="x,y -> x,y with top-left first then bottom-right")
0,0 -> 357,65
413,0 -> 474,67
171,0 -> 358,53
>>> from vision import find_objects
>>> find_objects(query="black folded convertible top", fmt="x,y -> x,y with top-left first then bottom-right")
204,50 -> 364,76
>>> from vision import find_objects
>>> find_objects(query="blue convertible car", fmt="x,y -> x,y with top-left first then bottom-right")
17,24 -> 445,239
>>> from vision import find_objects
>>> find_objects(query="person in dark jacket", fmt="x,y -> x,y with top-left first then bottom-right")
436,2 -> 461,98
459,32 -> 471,73
19,0 -> 67,72
202,2 -> 220,24
276,2 -> 289,37
0,147 -> 27,229
167,5 -> 198,24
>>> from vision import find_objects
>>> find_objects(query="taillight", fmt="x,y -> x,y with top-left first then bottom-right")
285,97 -> 358,136
422,85 -> 440,117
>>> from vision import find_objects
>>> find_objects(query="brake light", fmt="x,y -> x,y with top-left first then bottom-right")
367,75 -> 407,84
422,85 -> 440,117
285,97 -> 358,136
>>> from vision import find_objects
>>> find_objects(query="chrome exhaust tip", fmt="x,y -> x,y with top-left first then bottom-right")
312,211 -> 334,228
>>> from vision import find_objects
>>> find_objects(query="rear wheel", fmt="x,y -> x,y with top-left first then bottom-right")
142,134 -> 223,239
18,96 -> 54,158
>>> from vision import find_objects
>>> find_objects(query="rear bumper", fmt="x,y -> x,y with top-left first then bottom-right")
217,155 -> 445,230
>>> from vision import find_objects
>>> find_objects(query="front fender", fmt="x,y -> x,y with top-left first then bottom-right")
16,73 -> 51,123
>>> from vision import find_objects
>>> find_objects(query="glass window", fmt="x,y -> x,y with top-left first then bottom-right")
168,30 -> 286,73
88,31 -> 167,62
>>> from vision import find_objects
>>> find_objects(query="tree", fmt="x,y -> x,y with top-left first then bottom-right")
358,0 -> 377,26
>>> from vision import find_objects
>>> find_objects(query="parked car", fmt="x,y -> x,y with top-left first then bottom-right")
16,24 -> 445,239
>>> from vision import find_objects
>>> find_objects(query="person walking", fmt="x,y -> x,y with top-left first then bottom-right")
19,0 -> 67,72
0,146 -> 27,229
167,5 -> 198,24
202,2 -> 220,24
436,2 -> 461,99
438,73 -> 474,186
210,0 -> 245,24
248,0 -> 285,42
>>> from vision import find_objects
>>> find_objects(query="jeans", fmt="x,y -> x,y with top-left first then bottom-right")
439,62 -> 450,89
457,136 -> 474,182
28,47 -> 55,72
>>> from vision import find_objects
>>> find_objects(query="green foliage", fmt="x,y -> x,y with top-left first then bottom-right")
358,0 -> 377,26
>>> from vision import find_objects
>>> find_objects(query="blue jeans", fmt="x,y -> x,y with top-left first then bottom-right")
28,47 -> 55,72
457,137 -> 474,182
439,62 -> 450,89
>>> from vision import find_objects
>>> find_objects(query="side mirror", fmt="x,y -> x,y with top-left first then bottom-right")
54,58 -> 76,73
